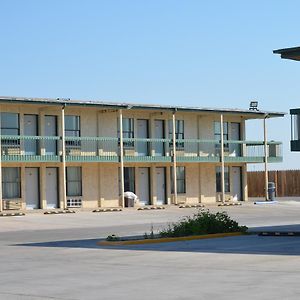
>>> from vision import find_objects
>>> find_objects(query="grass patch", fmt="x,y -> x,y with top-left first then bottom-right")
158,210 -> 248,238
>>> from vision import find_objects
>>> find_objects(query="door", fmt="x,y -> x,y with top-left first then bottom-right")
156,167 -> 166,205
25,168 -> 40,209
230,123 -> 241,156
138,167 -> 150,205
154,120 -> 165,156
24,115 -> 38,155
45,116 -> 57,155
137,119 -> 149,156
232,167 -> 242,201
46,168 -> 59,209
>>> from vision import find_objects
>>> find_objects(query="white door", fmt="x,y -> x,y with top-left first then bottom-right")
45,116 -> 57,155
24,115 -> 38,155
154,120 -> 164,156
46,168 -> 58,209
230,123 -> 241,156
137,120 -> 148,156
138,168 -> 150,205
156,167 -> 166,205
25,168 -> 40,209
232,167 -> 242,201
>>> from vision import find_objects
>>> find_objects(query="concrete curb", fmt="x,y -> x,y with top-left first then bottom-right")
218,202 -> 242,207
259,232 -> 300,236
93,208 -> 122,212
0,212 -> 26,217
44,210 -> 76,215
178,204 -> 204,208
98,232 -> 245,246
137,206 -> 165,211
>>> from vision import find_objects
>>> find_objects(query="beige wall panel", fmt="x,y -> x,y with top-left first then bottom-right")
199,164 -> 217,203
81,163 -> 99,208
185,164 -> 200,204
100,164 -> 120,207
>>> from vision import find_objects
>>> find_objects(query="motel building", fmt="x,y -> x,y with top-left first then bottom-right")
0,96 -> 284,212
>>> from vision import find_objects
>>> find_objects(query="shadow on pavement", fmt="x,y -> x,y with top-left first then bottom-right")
14,224 -> 300,256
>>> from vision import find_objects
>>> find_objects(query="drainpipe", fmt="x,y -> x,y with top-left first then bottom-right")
172,110 -> 178,204
264,115 -> 269,201
220,114 -> 225,203
119,109 -> 125,208
0,112 -> 2,212
61,104 -> 67,209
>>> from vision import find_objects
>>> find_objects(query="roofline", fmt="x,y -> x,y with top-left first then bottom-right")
0,96 -> 286,118
273,46 -> 300,61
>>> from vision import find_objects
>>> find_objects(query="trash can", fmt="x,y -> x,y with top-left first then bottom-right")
268,182 -> 276,201
125,197 -> 134,207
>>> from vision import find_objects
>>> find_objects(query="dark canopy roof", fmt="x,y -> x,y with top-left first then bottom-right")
273,47 -> 300,61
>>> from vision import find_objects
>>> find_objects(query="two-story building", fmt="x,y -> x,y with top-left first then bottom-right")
0,96 -> 284,211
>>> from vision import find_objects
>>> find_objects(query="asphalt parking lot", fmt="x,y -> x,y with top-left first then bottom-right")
1,200 -> 300,300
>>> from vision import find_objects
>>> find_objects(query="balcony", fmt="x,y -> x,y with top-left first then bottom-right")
0,136 -> 282,163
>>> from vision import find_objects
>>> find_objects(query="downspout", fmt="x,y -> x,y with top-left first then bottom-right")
61,104 -> 67,209
220,114 -> 225,203
119,109 -> 125,208
172,110 -> 178,204
264,115 -> 269,201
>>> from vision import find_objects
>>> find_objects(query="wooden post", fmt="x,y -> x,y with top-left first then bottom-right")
172,111 -> 177,204
220,114 -> 225,203
61,105 -> 67,209
264,116 -> 269,201
119,109 -> 125,208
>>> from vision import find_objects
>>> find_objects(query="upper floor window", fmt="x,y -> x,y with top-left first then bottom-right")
168,120 -> 184,148
214,121 -> 229,152
65,116 -> 80,137
1,113 -> 19,135
118,118 -> 134,147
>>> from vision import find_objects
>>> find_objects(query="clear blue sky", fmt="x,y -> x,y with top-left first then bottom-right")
0,0 -> 299,169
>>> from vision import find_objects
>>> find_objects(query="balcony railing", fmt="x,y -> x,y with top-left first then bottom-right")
0,135 -> 283,163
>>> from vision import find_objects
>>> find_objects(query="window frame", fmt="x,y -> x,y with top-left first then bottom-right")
171,166 -> 186,194
66,167 -> 82,197
2,167 -> 21,199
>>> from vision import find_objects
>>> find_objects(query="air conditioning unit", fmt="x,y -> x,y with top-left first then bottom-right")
67,198 -> 82,208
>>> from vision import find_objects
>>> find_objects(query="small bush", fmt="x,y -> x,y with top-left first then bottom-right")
159,210 -> 248,238
106,234 -> 120,241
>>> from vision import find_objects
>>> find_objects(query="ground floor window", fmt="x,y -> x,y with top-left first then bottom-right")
2,167 -> 21,199
119,167 -> 135,193
171,166 -> 186,194
216,166 -> 230,193
66,167 -> 82,196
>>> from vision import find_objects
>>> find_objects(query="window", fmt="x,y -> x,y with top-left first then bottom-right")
119,167 -> 135,194
214,121 -> 229,152
216,166 -> 230,193
1,113 -> 20,148
171,166 -> 186,194
2,167 -> 21,199
168,120 -> 184,148
65,116 -> 80,148
118,118 -> 134,147
66,167 -> 82,196
1,113 -> 19,135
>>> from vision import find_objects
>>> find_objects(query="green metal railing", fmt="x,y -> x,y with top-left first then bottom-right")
0,135 -> 283,163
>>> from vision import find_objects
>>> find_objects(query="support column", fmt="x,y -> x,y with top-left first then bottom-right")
119,109 -> 125,208
264,116 -> 269,201
172,111 -> 177,204
61,105 -> 67,209
220,114 -> 225,203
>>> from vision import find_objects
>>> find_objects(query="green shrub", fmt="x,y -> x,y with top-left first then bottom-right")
159,210 -> 248,238
106,234 -> 120,241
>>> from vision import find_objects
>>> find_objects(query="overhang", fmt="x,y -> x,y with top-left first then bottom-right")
273,46 -> 300,61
